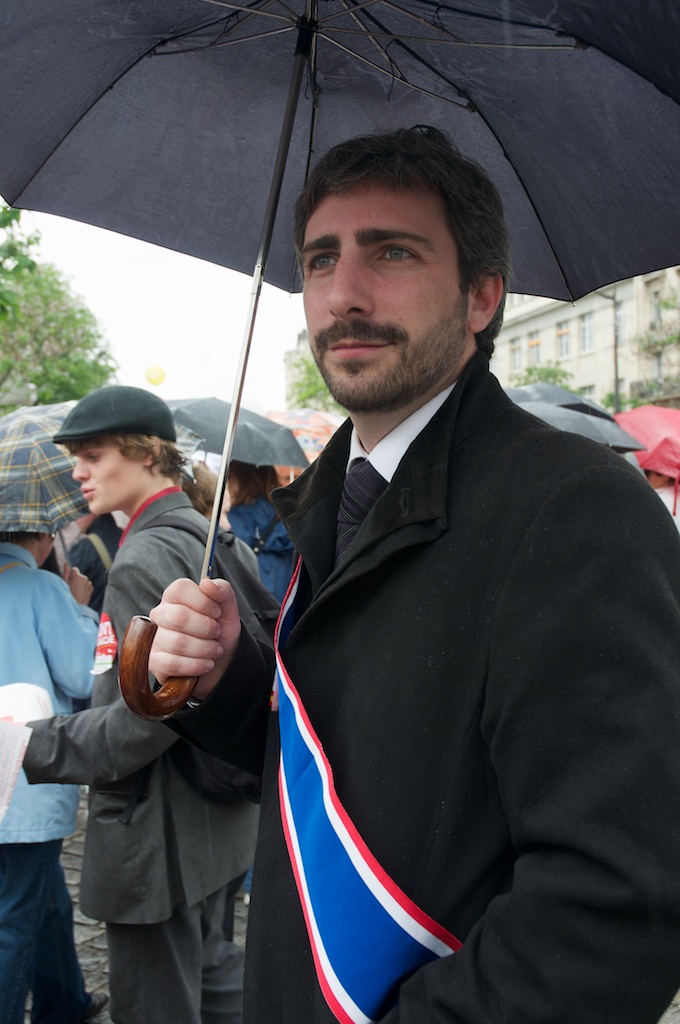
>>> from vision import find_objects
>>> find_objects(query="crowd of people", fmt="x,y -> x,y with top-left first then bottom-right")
2,124 -> 680,1024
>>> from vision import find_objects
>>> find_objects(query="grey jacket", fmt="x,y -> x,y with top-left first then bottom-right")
24,491 -> 259,924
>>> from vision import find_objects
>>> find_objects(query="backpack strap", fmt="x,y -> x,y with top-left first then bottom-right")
85,532 -> 113,571
135,512 -> 280,644
251,514 -> 280,556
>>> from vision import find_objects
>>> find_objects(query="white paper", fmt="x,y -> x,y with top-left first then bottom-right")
0,683 -> 54,823
0,682 -> 54,724
0,721 -> 33,821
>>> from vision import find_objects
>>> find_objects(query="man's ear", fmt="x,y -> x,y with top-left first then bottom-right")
467,275 -> 504,334
142,441 -> 161,469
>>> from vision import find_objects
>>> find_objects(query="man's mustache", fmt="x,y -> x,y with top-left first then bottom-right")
314,320 -> 408,353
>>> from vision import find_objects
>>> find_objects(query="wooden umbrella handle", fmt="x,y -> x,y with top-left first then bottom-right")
118,615 -> 197,721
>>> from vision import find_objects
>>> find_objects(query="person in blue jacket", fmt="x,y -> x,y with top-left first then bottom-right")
227,461 -> 294,603
0,530 -> 105,1024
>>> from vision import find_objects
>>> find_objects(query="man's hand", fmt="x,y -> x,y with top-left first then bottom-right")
148,577 -> 242,700
63,564 -> 94,606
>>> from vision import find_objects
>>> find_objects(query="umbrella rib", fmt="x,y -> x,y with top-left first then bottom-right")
158,23 -> 297,51
170,0 -> 576,52
323,1 -> 571,297
5,9 -> 261,207
319,0 -> 577,50
205,0 -> 301,23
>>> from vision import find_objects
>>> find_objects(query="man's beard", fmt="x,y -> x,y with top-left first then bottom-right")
311,299 -> 470,414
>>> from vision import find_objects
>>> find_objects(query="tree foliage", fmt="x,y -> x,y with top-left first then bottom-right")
633,291 -> 680,358
288,346 -> 346,415
0,205 -> 117,407
0,205 -> 37,319
510,362 -> 574,387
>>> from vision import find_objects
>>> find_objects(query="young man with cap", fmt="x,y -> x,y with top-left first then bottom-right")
21,386 -> 259,1024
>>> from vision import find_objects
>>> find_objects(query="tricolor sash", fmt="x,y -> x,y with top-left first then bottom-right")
275,560 -> 462,1024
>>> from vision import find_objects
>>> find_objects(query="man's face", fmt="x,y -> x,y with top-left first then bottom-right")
301,184 -> 479,416
72,442 -> 154,518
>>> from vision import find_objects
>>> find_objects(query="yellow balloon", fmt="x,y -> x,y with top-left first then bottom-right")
145,365 -> 165,386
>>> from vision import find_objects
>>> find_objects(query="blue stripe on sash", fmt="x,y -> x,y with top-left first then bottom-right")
275,561 -> 461,1024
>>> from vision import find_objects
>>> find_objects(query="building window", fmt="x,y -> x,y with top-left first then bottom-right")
510,338 -> 522,372
528,331 -> 541,366
580,313 -> 595,353
580,385 -> 595,398
556,321 -> 571,359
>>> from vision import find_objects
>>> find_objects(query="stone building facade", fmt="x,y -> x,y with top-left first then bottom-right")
490,265 -> 680,409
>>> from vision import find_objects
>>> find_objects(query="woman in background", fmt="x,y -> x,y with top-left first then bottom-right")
227,461 -> 294,603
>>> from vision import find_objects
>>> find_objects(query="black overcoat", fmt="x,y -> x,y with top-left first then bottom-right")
176,353 -> 680,1023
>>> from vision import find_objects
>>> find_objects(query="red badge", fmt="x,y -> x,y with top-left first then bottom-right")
92,613 -> 117,675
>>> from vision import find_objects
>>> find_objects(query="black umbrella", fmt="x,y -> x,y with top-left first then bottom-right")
0,1 -> 679,304
518,401 -> 645,453
11,1 -> 676,715
505,384 -> 614,421
167,397 -> 308,467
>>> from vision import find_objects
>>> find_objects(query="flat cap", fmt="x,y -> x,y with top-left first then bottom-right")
54,385 -> 177,443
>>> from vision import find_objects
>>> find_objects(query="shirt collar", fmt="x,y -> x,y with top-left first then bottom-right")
119,486 -> 183,546
347,383 -> 456,482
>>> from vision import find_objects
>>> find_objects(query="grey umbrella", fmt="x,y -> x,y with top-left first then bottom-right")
167,398 -> 308,467
505,384 -> 615,421
517,401 -> 645,453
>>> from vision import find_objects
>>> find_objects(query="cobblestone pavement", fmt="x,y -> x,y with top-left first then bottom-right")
25,793 -> 680,1023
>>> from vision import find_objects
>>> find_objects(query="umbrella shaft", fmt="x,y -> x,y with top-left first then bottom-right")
201,6 -> 316,580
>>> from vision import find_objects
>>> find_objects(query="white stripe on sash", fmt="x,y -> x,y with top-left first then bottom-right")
275,560 -> 461,1023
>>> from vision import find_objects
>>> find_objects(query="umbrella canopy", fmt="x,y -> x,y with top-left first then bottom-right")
505,384 -> 614,420
615,406 -> 680,453
0,1 -> 679,302
635,437 -> 680,480
0,402 -> 88,533
518,401 -> 645,452
167,398 -> 308,468
267,408 -> 345,462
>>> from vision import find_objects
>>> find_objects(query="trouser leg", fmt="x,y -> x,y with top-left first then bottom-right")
107,882 -> 243,1024
0,841 -> 76,1024
30,858 -> 90,1023
202,884 -> 244,1024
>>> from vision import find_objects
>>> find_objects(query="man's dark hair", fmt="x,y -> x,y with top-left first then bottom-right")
294,125 -> 511,356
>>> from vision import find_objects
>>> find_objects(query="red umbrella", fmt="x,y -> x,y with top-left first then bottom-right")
615,405 -> 680,448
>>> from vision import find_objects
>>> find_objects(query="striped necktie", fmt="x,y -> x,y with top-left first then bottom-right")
335,457 -> 388,564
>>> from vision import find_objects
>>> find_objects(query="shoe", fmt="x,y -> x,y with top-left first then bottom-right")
78,992 -> 109,1021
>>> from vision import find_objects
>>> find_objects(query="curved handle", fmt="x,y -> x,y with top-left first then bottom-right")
118,615 -> 197,721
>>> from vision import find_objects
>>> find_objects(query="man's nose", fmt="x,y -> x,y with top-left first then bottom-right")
72,460 -> 87,481
327,256 -> 374,320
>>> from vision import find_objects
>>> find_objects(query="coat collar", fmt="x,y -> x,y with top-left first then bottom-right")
273,353 -> 512,592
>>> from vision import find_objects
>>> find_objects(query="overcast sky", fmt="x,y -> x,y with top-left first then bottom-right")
23,211 -> 307,415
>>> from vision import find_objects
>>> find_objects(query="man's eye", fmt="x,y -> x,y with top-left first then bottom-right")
308,253 -> 336,271
384,246 -> 411,261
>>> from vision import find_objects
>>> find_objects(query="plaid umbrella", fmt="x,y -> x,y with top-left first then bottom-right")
0,402 -> 88,533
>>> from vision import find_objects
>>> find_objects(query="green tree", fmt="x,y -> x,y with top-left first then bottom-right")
510,362 -> 574,388
0,259 -> 117,406
0,204 -> 37,319
633,290 -> 680,367
288,346 -> 346,415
